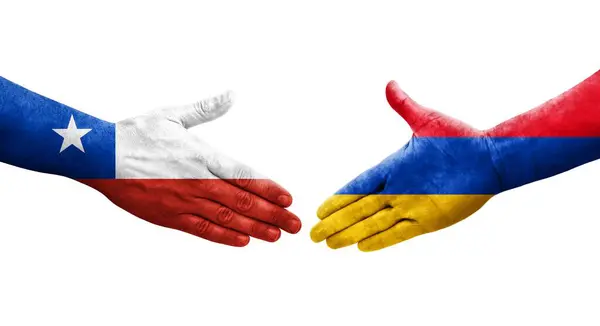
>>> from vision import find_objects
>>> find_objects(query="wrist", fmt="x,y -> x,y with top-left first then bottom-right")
0,77 -> 116,179
480,70 -> 600,192
482,130 -> 509,193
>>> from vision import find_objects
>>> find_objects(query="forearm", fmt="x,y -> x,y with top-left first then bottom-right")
486,70 -> 600,191
0,77 -> 115,178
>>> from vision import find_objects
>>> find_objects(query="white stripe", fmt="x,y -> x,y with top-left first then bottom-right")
115,113 -> 263,180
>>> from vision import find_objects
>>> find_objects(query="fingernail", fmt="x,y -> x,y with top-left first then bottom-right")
310,227 -> 325,243
278,195 -> 292,207
357,242 -> 374,252
236,235 -> 250,246
285,219 -> 302,234
326,237 -> 346,249
266,228 -> 281,242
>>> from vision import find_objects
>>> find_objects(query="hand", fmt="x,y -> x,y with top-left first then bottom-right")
81,92 -> 301,247
310,81 -> 501,251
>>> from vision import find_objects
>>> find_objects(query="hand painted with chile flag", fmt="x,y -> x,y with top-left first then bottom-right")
312,71 -> 600,251
0,77 -> 301,247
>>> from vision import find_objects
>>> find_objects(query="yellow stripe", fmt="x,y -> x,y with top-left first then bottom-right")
312,194 -> 493,251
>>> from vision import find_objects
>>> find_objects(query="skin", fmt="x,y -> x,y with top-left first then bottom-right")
313,71 -> 600,252
0,76 -> 300,247
83,92 -> 301,247
311,81 -> 497,251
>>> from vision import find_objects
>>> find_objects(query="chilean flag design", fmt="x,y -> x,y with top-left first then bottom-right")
0,77 -> 300,246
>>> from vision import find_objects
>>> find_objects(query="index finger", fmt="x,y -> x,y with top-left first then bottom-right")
310,195 -> 389,243
317,194 -> 365,220
317,163 -> 388,219
206,153 -> 292,207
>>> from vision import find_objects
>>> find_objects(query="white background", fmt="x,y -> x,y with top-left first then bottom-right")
1,0 -> 600,325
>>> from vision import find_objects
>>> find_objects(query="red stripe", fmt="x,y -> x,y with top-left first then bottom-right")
488,70 -> 600,137
413,111 -> 482,137
78,179 -> 301,235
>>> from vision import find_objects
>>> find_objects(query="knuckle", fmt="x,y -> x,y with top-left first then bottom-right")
207,155 -> 222,172
193,100 -> 209,117
250,220 -> 264,236
259,181 -> 273,198
196,180 -> 218,196
195,153 -> 209,166
194,219 -> 212,237
216,206 -> 235,225
234,167 -> 253,188
269,205 -> 280,225
262,182 -> 271,195
235,190 -> 255,212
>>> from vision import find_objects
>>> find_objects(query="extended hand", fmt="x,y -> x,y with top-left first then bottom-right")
82,93 -> 301,247
311,82 -> 501,251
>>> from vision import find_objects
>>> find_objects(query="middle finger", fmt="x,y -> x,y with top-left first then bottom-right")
197,179 -> 302,234
310,195 -> 389,243
189,197 -> 282,242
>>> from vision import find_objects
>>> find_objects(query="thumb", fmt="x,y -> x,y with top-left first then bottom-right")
385,81 -> 433,131
159,90 -> 235,129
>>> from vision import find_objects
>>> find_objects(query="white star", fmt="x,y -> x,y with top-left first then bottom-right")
53,115 -> 92,153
